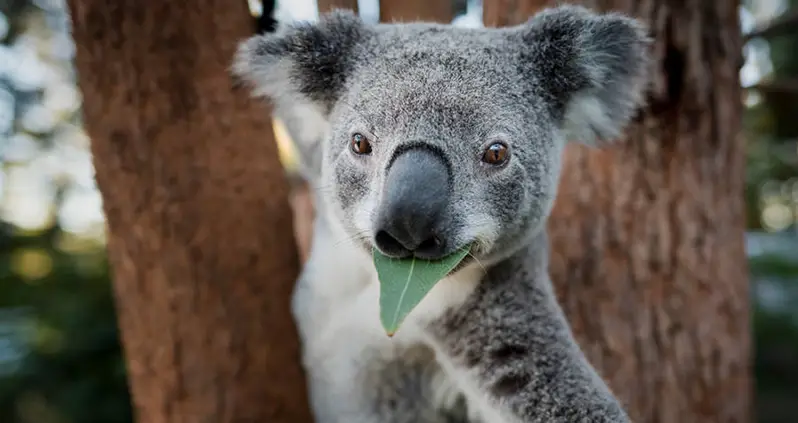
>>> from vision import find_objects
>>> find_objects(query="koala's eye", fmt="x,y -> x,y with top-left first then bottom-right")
481,142 -> 509,165
350,133 -> 372,155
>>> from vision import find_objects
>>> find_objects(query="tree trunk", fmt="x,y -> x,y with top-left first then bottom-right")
379,0 -> 454,23
67,1 -> 313,422
484,1 -> 751,422
318,0 -> 359,14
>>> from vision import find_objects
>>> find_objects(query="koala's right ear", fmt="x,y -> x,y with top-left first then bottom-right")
232,10 -> 368,113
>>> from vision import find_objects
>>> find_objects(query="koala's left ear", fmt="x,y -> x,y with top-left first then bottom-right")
232,10 -> 368,113
517,6 -> 652,145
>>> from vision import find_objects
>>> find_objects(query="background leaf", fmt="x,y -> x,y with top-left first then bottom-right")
374,247 -> 470,336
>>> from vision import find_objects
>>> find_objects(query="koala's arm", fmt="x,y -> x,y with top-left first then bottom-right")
429,236 -> 629,423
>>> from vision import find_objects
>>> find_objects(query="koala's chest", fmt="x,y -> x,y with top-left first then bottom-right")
295,265 -> 484,423
292,221 -> 487,421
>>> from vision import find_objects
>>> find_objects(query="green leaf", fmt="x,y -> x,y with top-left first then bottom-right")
373,246 -> 471,337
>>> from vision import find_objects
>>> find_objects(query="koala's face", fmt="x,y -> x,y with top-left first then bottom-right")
235,7 -> 650,263
323,39 -> 562,262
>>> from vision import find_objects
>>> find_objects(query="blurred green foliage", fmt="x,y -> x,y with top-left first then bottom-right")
744,0 -> 798,232
751,252 -> 798,423
743,4 -> 798,420
0,224 -> 133,423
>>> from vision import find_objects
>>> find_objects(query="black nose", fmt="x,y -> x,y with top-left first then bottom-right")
374,147 -> 450,260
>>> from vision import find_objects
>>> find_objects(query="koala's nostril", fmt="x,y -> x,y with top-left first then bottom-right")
374,230 -> 448,260
414,235 -> 447,260
417,236 -> 440,251
374,229 -> 412,258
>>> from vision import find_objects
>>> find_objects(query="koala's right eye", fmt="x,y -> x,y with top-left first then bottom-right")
350,133 -> 372,155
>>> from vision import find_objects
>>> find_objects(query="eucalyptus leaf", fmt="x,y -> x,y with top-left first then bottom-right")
373,246 -> 471,336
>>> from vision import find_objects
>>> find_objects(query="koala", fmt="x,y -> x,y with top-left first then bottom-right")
233,5 -> 650,423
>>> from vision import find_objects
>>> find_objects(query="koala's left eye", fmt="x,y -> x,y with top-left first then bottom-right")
481,142 -> 509,165
350,133 -> 372,155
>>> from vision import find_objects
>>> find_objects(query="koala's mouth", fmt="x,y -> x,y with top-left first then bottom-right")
365,237 -> 477,274
447,251 -> 476,274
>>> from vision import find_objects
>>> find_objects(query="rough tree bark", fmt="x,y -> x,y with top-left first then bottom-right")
67,1 -> 313,422
379,0 -> 453,23
484,1 -> 751,422
318,0 -> 359,14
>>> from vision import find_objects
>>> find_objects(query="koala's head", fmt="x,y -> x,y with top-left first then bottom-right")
234,6 -> 650,264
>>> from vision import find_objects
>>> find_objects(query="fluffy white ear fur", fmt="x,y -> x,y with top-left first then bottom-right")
231,10 -> 365,181
232,36 -> 296,103
562,92 -> 627,146
233,40 -> 327,181
523,5 -> 651,146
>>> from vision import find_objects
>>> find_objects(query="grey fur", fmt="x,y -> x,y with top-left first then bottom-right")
234,5 -> 650,423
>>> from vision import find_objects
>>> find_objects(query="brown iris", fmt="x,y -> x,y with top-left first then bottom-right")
350,133 -> 372,155
482,142 -> 509,165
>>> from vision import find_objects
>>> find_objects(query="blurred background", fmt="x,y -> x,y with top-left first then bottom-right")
0,0 -> 797,422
